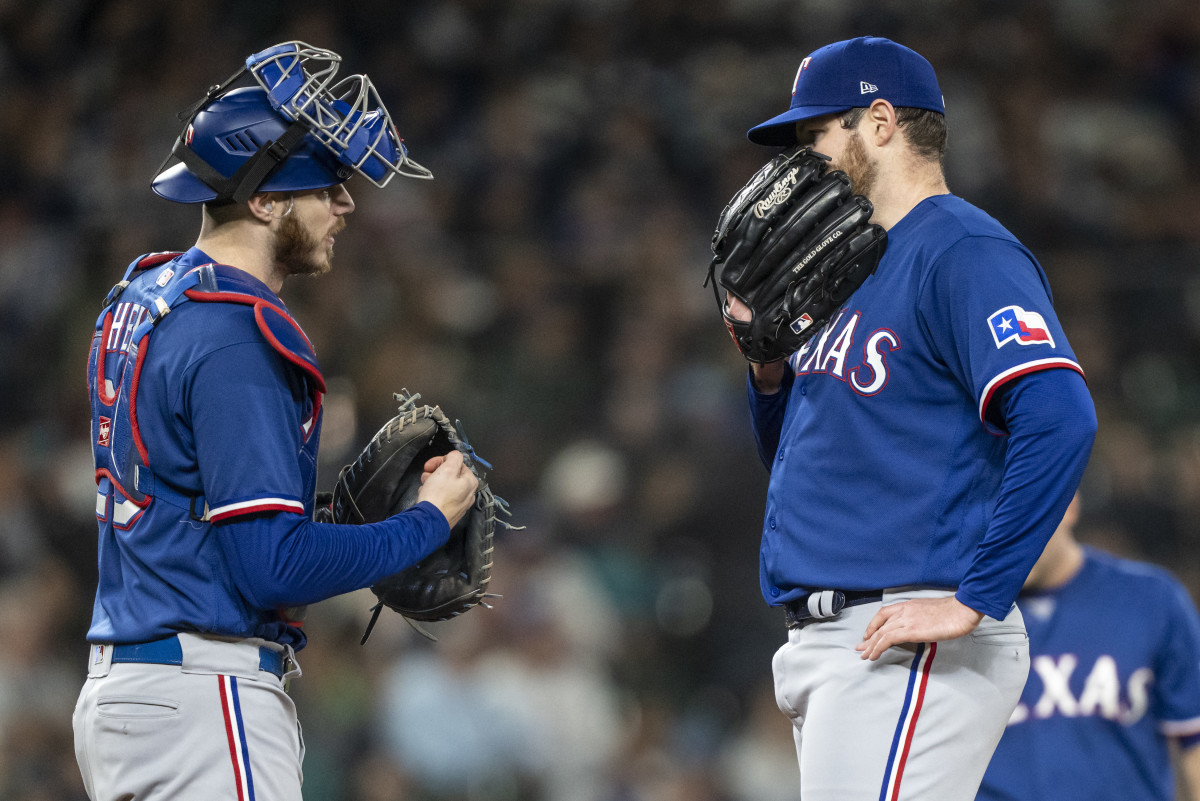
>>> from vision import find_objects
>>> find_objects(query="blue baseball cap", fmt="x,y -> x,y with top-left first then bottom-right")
747,37 -> 945,146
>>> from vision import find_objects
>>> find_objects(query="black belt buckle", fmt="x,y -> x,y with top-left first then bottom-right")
784,589 -> 884,629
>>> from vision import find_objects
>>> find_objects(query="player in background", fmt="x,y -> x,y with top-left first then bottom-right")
72,43 -> 478,801
977,493 -> 1200,801
723,37 -> 1097,799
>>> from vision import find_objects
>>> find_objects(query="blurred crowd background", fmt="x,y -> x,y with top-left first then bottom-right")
1,0 -> 1199,799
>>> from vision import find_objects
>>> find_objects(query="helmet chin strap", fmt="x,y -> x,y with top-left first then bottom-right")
160,120 -> 311,204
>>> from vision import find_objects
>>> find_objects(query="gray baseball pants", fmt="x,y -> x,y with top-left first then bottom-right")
772,588 -> 1029,800
73,632 -> 304,801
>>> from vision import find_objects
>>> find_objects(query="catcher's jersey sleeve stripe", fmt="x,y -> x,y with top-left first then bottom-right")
208,498 -> 305,522
978,359 -> 1084,433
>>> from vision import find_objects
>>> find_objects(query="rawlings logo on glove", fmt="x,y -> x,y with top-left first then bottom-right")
707,147 -> 887,364
754,166 -> 802,218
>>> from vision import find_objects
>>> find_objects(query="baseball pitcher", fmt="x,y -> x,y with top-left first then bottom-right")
710,37 -> 1097,800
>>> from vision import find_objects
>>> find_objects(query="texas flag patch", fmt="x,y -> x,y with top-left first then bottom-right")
988,305 -> 1055,348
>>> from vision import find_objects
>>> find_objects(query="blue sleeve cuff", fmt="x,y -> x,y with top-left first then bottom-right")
954,589 -> 1012,621
748,364 -> 794,468
407,500 -> 452,545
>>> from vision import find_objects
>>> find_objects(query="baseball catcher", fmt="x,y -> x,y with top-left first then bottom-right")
75,41 -> 477,801
707,146 -> 887,363
329,390 -> 516,641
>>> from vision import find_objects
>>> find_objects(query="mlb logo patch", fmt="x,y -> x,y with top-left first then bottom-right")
988,305 -> 1055,348
790,313 -> 814,334
97,416 -> 112,448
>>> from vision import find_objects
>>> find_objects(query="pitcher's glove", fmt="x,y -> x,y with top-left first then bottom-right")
706,146 -> 887,364
330,390 -> 515,643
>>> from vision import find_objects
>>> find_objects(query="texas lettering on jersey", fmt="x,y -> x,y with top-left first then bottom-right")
789,309 -> 898,396
1009,652 -> 1154,727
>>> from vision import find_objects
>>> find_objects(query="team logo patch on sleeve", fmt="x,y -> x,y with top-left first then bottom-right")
988,305 -> 1055,348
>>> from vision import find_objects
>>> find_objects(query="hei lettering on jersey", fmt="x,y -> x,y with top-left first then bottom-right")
87,247 -> 325,646
106,301 -> 152,354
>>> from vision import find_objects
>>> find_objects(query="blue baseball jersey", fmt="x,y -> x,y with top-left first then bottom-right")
750,194 -> 1088,618
87,248 -> 447,648
977,548 -> 1200,801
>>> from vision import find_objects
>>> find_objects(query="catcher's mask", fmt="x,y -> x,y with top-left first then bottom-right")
152,41 -> 432,204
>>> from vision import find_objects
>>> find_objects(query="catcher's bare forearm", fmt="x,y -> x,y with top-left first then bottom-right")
417,451 -> 479,528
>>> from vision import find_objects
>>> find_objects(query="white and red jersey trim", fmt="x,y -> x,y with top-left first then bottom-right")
978,358 -> 1085,433
207,497 -> 305,523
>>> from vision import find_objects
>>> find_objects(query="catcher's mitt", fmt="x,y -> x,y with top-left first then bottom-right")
330,390 -> 515,643
706,146 -> 888,364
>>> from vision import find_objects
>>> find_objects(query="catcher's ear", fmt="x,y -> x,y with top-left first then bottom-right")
248,193 -> 278,223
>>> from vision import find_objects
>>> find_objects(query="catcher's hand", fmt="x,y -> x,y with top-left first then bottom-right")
706,146 -> 887,364
417,451 -> 478,528
329,390 -> 516,642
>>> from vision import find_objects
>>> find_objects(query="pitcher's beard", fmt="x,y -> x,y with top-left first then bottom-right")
275,216 -> 343,277
838,130 -> 878,200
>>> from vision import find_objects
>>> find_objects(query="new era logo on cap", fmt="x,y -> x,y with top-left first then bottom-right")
860,81 -> 878,94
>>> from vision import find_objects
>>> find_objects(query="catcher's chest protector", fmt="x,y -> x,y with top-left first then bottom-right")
89,252 -> 325,528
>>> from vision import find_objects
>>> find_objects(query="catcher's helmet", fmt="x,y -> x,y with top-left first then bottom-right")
152,41 -> 432,204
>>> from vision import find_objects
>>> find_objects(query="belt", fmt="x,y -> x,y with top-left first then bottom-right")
111,636 -> 286,678
784,589 -> 884,629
